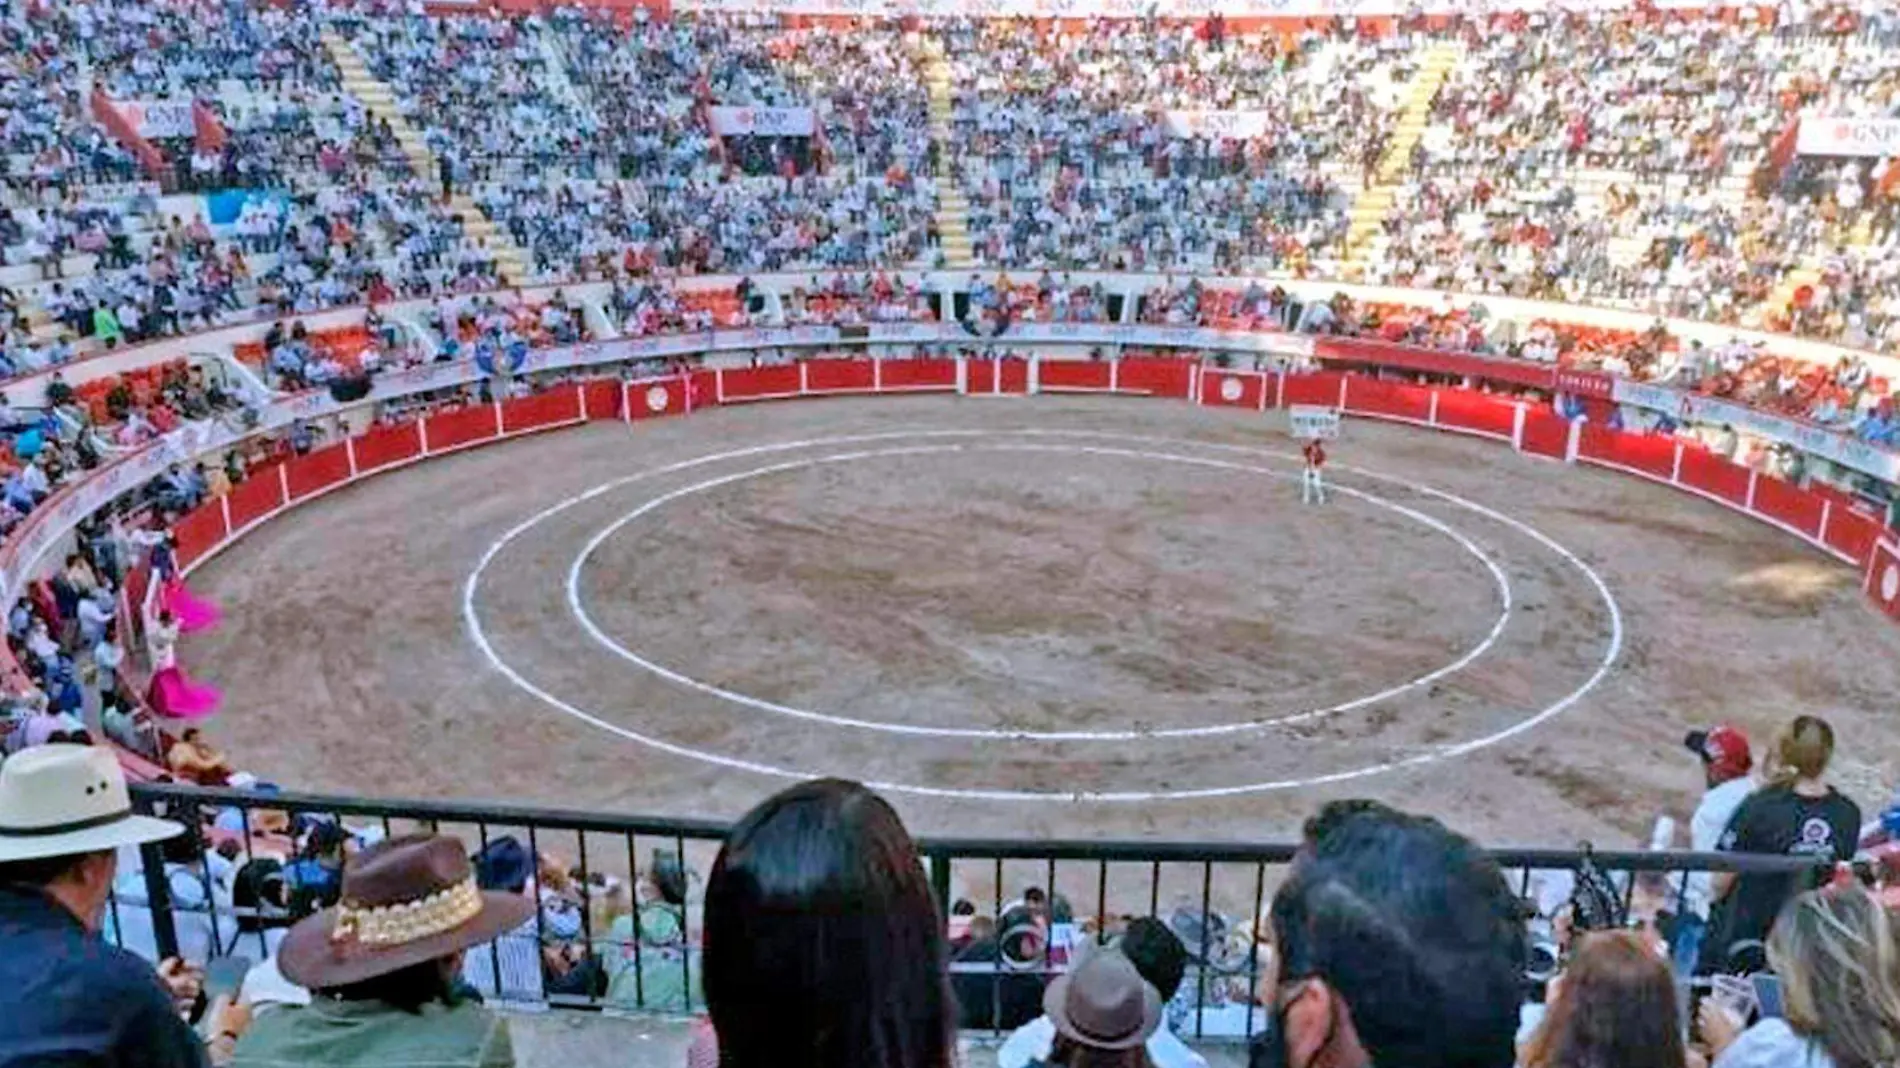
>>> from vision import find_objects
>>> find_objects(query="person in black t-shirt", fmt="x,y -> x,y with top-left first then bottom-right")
1699,715 -> 1861,974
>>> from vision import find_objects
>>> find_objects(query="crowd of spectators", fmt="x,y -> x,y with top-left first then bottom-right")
4,754 -> 1897,1068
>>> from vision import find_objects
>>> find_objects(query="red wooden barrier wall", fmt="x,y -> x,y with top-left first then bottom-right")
501,388 -> 582,433
354,422 -> 424,473
582,379 -> 622,420
172,502 -> 227,570
1281,372 -> 1345,408
1677,448 -> 1752,506
878,358 -> 959,390
427,405 -> 500,452
285,443 -> 352,501
1039,360 -> 1112,391
1433,390 -> 1519,439
1342,378 -> 1433,422
1577,424 -> 1677,479
1113,358 -> 1192,398
1519,410 -> 1571,459
805,359 -> 876,393
1199,370 -> 1267,409
722,364 -> 802,401
225,469 -> 284,531
1751,473 -> 1827,538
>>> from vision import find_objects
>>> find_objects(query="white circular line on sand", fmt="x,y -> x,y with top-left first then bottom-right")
462,427 -> 1625,801
562,442 -> 1513,740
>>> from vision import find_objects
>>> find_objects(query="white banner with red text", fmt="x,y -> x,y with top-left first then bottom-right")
1795,116 -> 1900,158
1163,110 -> 1274,140
709,106 -> 817,137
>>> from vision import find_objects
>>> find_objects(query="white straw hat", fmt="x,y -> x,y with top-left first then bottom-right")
0,744 -> 183,862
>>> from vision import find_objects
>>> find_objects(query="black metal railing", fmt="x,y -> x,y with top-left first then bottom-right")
120,783 -> 1827,1038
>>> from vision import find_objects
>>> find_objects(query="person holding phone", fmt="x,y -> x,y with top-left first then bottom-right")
1698,886 -> 1900,1068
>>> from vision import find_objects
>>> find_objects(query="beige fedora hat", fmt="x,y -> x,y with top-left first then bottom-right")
0,744 -> 183,862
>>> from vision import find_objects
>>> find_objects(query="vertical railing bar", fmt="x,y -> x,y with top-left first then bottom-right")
992,855 -> 1004,1038
626,832 -> 646,1010
1194,861 -> 1213,1041
479,822 -> 502,997
674,834 -> 690,1009
576,833 -> 597,1007
1095,861 -> 1108,946
1149,860 -> 1160,918
240,805 -> 268,958
1246,859 -> 1267,1041
528,824 -> 550,1001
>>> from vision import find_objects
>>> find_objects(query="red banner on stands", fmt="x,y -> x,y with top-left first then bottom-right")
1113,358 -> 1193,399
1677,447 -> 1752,505
427,405 -> 501,452
1316,337 -> 1556,391
722,364 -> 802,401
172,501 -> 227,570
1750,475 -> 1827,539
1342,377 -> 1433,422
1039,360 -> 1113,392
501,388 -> 582,433
191,100 -> 227,153
1282,372 -> 1345,408
225,468 -> 285,531
878,358 -> 958,391
1577,424 -> 1677,479
88,89 -> 167,179
1431,390 -> 1519,439
353,422 -> 424,472
1519,410 -> 1571,459
1199,369 -> 1267,409
285,443 -> 352,501
805,358 -> 876,393
1555,369 -> 1615,399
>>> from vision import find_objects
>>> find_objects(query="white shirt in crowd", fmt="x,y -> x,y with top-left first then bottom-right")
1712,1018 -> 1836,1068
1686,776 -> 1756,919
997,1014 -> 1207,1068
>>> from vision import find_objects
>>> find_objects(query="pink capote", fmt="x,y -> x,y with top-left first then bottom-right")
161,579 -> 222,634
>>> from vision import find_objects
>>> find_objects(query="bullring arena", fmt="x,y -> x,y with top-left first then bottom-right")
167,358 -> 1900,845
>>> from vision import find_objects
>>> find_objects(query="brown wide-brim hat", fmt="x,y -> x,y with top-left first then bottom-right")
1044,948 -> 1162,1051
278,833 -> 535,990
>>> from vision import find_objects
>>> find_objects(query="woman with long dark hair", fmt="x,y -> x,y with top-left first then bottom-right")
1521,930 -> 1690,1068
702,778 -> 955,1068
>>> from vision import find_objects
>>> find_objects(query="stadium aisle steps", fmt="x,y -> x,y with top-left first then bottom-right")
1342,40 -> 1464,276
918,33 -> 973,269
318,29 -> 533,287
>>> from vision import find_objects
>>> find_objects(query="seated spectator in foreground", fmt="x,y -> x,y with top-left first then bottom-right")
1701,715 -> 1860,975
1000,917 -> 1206,1068
230,834 -> 533,1068
166,726 -> 233,785
1698,886 -> 1900,1068
1035,948 -> 1162,1068
0,744 -> 208,1068
1251,800 -> 1525,1068
1519,930 -> 1691,1068
701,778 -> 953,1068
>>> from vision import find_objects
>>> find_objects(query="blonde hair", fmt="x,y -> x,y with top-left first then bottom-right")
1763,716 -> 1836,789
1768,887 -> 1900,1068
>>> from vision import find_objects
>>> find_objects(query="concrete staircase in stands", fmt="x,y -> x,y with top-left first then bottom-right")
1341,41 -> 1463,274
919,36 -> 974,269
319,31 -> 532,287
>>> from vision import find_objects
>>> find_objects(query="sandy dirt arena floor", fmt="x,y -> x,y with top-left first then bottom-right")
185,395 -> 1900,861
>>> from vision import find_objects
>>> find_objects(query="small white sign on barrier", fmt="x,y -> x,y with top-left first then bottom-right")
1289,405 -> 1341,440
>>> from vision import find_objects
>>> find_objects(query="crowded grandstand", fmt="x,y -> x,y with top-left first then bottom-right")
5,1 -> 1900,1067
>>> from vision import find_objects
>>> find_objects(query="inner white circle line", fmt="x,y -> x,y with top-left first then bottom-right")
462,426 -> 1625,801
562,443 -> 1513,741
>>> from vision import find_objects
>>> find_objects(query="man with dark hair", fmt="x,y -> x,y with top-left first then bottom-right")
0,744 -> 208,1068
998,917 -> 1208,1068
1252,802 -> 1525,1068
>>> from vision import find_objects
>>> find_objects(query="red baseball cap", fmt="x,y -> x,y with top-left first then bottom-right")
1684,725 -> 1753,781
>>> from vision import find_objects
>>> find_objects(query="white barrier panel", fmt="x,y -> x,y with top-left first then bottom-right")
1611,378 -> 1900,484
1796,116 -> 1900,158
709,106 -> 817,137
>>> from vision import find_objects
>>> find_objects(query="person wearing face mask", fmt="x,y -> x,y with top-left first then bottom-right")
1248,801 -> 1527,1068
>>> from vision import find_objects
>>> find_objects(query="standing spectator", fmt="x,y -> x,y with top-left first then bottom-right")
1000,917 -> 1206,1068
1701,716 -> 1861,975
1250,800 -> 1525,1068
0,744 -> 206,1068
1520,930 -> 1691,1068
1036,948 -> 1161,1068
701,779 -> 954,1068
230,834 -> 531,1068
1675,725 -> 1757,974
1699,887 -> 1900,1068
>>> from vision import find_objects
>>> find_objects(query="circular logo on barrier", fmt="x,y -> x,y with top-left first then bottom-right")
1882,563 -> 1899,603
645,386 -> 671,413
1219,377 -> 1244,402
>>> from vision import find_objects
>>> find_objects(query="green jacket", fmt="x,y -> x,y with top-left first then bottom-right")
229,997 -> 513,1068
